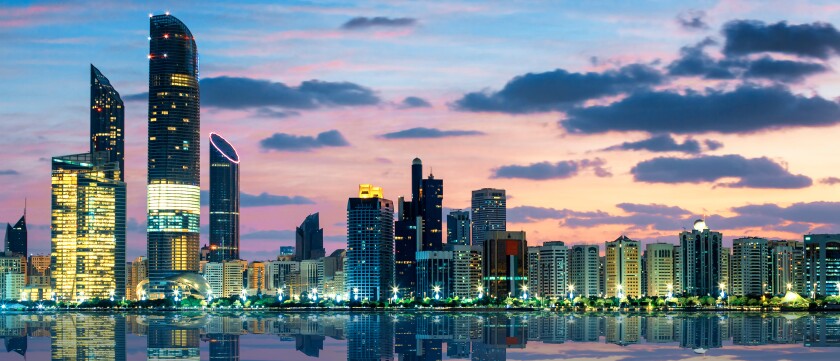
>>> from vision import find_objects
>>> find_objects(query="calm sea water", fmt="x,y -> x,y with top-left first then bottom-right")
0,311 -> 838,360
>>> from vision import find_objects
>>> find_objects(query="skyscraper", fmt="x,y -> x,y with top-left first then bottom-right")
537,241 -> 569,299
147,14 -> 201,297
644,243 -> 674,297
446,209 -> 470,245
732,237 -> 769,296
295,213 -> 325,261
804,234 -> 840,297
482,231 -> 527,299
768,240 -> 805,295
4,210 -> 26,256
90,64 -> 124,179
605,236 -> 641,298
570,245 -> 600,297
51,152 -> 126,301
346,184 -> 394,301
471,188 -> 506,247
395,158 -> 444,295
679,219 -> 722,296
209,133 -> 240,262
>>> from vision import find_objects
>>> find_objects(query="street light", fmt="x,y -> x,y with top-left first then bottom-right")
666,283 -> 674,299
207,291 -> 214,303
353,288 -> 359,301
719,282 -> 727,300
392,287 -> 399,303
521,285 -> 528,300
109,289 -> 115,302
433,286 -> 441,300
278,285 -> 285,302
616,283 -> 624,299
173,289 -> 181,303
477,285 -> 484,299
787,283 -> 792,293
310,288 -> 318,301
240,288 -> 248,302
568,284 -> 575,300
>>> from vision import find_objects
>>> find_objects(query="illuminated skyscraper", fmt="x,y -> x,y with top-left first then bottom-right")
446,209 -> 470,245
90,64 -> 124,179
570,245 -> 600,297
209,133 -> 239,262
51,152 -> 125,301
804,234 -> 840,297
644,243 -> 674,297
605,236 -> 641,298
147,13 -> 201,296
295,213 -> 325,261
482,231 -> 527,299
346,184 -> 394,301
679,219 -> 722,296
471,188 -> 506,247
732,237 -> 769,296
3,210 -> 26,257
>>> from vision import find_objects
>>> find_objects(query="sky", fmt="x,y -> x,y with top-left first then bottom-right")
4,0 -> 840,261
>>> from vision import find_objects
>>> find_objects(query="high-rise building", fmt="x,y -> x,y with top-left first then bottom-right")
27,254 -> 51,287
570,245 -> 600,297
482,231 -> 527,299
146,13 -> 201,297
605,236 -> 641,298
471,188 -> 506,247
51,152 -> 126,301
448,244 -> 481,299
4,210 -> 26,257
721,246 -> 731,296
203,262 -> 224,298
644,243 -> 674,297
446,210 -> 471,245
295,213 -> 325,261
732,237 -> 769,296
768,240 -> 805,295
128,256 -> 148,300
679,219 -> 722,296
416,250 -> 453,299
209,133 -> 240,262
90,64 -> 125,179
804,234 -> 840,297
247,261 -> 266,293
395,158 -> 444,295
538,241 -> 569,299
0,255 -> 24,300
346,184 -> 394,301
527,246 -> 540,297
673,245 -> 683,294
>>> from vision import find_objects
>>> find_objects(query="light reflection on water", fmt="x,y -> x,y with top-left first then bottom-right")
0,312 -> 838,360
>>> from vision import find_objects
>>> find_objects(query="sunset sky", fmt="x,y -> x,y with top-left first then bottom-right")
4,0 -> 840,261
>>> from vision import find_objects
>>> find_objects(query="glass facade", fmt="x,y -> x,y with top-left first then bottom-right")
679,220 -> 722,296
4,212 -> 26,256
209,133 -> 239,262
147,14 -> 201,296
482,231 -> 527,299
90,64 -> 124,180
471,188 -> 506,247
446,209 -> 470,245
805,234 -> 840,296
50,152 -> 126,301
295,213 -> 324,261
346,185 -> 394,301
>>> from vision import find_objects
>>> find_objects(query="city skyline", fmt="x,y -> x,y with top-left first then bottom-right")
6,2 -> 840,262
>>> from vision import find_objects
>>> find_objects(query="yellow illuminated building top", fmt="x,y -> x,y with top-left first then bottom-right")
358,184 -> 383,198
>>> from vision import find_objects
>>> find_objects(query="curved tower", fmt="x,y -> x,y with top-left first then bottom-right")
90,64 -> 125,180
146,13 -> 201,296
209,133 -> 240,262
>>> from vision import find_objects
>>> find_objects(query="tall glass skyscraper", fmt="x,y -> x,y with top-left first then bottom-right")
346,184 -> 394,301
446,209 -> 470,245
295,213 -> 325,261
471,188 -> 506,247
209,133 -> 239,262
4,211 -> 26,256
147,14 -> 201,296
90,64 -> 124,180
51,152 -> 126,300
679,219 -> 722,296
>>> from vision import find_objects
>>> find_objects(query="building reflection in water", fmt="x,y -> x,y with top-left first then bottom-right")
0,312 -> 839,360
50,313 -> 126,361
147,315 -> 201,361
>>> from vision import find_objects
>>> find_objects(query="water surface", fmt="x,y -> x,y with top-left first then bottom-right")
1,312 -> 838,360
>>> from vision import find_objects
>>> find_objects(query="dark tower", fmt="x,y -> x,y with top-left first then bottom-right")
209,133 -> 240,262
420,173 -> 443,251
411,158 -> 422,215
146,13 -> 201,295
295,213 -> 325,261
90,64 -> 125,180
4,208 -> 26,256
